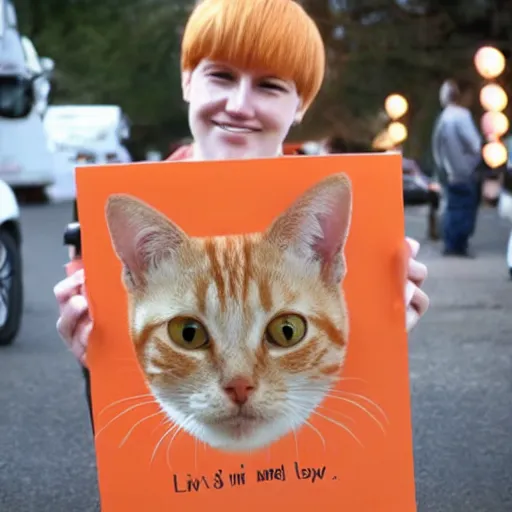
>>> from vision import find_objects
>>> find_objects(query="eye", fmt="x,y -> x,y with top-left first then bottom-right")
260,81 -> 287,92
266,314 -> 307,348
210,71 -> 234,81
167,317 -> 210,350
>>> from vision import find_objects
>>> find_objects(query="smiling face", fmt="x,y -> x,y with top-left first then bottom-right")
178,0 -> 325,161
182,60 -> 303,161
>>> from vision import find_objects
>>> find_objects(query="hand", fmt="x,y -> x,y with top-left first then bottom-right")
54,269 -> 92,367
404,237 -> 429,332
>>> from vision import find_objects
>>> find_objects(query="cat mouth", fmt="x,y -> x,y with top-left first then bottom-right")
208,413 -> 266,438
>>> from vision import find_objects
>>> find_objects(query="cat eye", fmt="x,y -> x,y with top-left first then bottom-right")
266,314 -> 307,348
167,317 -> 210,350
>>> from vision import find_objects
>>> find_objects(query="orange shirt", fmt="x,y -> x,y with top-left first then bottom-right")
166,144 -> 193,161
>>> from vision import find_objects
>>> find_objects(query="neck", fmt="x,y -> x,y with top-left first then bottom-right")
190,143 -> 284,161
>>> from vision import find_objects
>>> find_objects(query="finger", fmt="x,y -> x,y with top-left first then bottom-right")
74,314 -> 92,349
69,338 -> 86,365
53,270 -> 85,305
405,237 -> 420,259
81,281 -> 89,304
405,280 -> 416,306
411,287 -> 430,317
408,258 -> 428,287
78,351 -> 88,367
56,295 -> 89,343
406,306 -> 420,332
70,319 -> 93,368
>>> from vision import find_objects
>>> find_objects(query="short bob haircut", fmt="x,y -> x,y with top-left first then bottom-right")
181,0 -> 325,110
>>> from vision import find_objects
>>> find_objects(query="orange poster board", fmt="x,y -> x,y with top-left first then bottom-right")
75,153 -> 416,511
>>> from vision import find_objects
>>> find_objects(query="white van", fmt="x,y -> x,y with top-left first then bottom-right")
0,0 -> 56,197
43,104 -> 132,201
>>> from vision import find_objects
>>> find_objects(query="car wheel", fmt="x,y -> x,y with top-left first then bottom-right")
0,229 -> 23,345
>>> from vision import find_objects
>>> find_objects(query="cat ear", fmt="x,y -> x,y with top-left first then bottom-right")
265,173 -> 353,285
105,194 -> 188,290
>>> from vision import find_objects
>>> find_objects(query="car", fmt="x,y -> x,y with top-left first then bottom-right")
0,178 -> 23,345
0,0 -> 56,201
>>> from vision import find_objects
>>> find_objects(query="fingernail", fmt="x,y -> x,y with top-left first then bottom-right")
69,294 -> 88,313
406,237 -> 420,257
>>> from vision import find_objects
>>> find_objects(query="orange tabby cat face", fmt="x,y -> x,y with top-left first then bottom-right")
105,173 -> 352,452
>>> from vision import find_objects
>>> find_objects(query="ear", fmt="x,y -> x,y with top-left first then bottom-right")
264,173 -> 352,285
181,70 -> 192,102
105,194 -> 188,290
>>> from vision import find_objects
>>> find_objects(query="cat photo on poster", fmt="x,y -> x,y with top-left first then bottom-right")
104,172 -> 353,454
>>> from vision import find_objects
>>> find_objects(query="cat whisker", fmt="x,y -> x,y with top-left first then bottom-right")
317,405 -> 356,424
323,394 -> 386,434
98,393 -> 154,417
292,428 -> 300,463
328,390 -> 389,425
150,422 -> 180,467
282,402 -> 332,451
151,415 -> 171,436
310,410 -> 364,448
119,410 -> 165,448
287,376 -> 367,391
296,386 -> 388,427
166,415 -> 195,471
303,419 -> 326,450
95,400 -> 157,441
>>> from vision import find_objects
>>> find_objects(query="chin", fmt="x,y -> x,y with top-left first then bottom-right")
214,146 -> 255,161
197,415 -> 298,452
154,388 -> 328,453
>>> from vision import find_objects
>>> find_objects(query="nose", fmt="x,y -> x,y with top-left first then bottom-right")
224,377 -> 255,405
225,81 -> 255,118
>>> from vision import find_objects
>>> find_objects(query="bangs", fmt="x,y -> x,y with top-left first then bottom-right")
181,0 -> 325,109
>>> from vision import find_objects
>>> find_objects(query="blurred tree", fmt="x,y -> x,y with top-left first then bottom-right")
295,0 -> 512,167
13,0 -> 194,158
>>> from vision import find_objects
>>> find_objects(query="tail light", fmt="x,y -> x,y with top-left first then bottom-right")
75,152 -> 96,164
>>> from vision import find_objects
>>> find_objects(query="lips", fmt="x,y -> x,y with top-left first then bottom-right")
219,414 -> 263,437
212,120 -> 260,134
206,411 -> 263,428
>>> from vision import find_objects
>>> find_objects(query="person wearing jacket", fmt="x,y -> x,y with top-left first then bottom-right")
432,78 -> 483,257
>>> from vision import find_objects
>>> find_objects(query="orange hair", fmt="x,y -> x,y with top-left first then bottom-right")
181,0 -> 325,110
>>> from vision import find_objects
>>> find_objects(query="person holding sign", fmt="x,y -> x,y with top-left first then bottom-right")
54,0 -> 428,387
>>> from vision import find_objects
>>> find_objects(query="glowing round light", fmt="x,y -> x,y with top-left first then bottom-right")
372,129 -> 394,150
474,46 -> 506,79
388,122 -> 408,144
384,94 -> 409,120
482,141 -> 508,168
480,111 -> 509,140
480,83 -> 508,112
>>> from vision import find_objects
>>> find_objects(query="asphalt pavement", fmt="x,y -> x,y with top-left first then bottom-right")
0,201 -> 511,512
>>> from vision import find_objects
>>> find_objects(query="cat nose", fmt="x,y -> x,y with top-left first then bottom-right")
224,377 -> 255,405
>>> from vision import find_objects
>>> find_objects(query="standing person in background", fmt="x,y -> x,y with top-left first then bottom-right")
498,134 -> 512,279
432,78 -> 483,258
